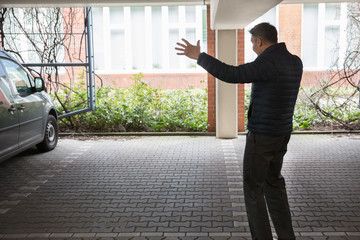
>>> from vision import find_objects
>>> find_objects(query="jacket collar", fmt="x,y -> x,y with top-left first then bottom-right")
259,42 -> 287,57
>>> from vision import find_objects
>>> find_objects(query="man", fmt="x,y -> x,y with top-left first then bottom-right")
175,22 -> 302,240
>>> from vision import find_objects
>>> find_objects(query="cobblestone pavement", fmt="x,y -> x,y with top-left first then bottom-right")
0,134 -> 359,240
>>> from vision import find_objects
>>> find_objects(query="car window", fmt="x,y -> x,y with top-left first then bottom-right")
0,80 -> 12,109
2,59 -> 33,96
0,63 -> 13,111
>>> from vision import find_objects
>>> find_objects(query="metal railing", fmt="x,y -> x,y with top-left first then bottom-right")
21,7 -> 96,120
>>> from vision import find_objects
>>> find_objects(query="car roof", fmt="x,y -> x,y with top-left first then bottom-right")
0,49 -> 18,62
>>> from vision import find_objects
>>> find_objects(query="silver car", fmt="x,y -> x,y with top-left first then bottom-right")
0,49 -> 58,162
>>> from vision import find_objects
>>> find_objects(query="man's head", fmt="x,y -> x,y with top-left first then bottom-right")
249,22 -> 278,55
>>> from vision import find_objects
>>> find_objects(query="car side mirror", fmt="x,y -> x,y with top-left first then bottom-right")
34,77 -> 46,92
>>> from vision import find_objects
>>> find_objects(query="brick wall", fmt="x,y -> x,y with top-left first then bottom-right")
278,4 -> 302,57
63,8 -> 86,64
97,73 -> 207,89
302,71 -> 360,87
207,5 -> 216,132
237,29 -> 245,132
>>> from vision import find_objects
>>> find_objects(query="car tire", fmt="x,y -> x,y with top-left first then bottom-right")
36,114 -> 59,152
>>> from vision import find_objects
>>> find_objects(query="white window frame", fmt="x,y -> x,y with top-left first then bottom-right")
301,3 -> 348,71
95,6 -> 205,74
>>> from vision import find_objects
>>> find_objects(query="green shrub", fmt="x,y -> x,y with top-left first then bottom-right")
55,75 -> 359,132
244,87 -> 360,131
294,86 -> 360,130
55,73 -> 208,132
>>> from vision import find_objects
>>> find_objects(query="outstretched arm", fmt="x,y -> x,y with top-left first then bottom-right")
176,38 -> 272,84
175,38 -> 201,60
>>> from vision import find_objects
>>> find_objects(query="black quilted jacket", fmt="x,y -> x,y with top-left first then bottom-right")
197,43 -> 303,136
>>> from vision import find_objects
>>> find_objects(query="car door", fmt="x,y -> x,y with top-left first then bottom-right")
1,58 -> 44,148
0,62 -> 19,157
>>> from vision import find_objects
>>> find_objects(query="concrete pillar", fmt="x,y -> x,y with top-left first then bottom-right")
216,29 -> 238,139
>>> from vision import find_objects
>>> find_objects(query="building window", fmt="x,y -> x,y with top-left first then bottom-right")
169,28 -> 180,69
302,3 -> 347,70
185,6 -> 197,69
152,7 -> 162,69
92,7 -> 106,70
93,6 -> 206,73
110,7 -> 127,71
131,7 -> 146,70
302,4 -> 318,69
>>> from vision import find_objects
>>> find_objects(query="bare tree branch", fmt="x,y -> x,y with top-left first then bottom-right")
3,7 -> 103,130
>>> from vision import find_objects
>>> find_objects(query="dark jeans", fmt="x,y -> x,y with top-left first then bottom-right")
243,131 -> 295,240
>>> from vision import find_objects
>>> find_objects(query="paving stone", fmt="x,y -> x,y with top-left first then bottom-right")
2,234 -> 28,238
164,232 -> 186,237
141,232 -> 164,237
72,233 -> 96,237
157,226 -> 179,232
118,232 -> 141,237
201,227 -> 224,232
135,226 -> 157,232
95,232 -> 119,237
0,135 -> 359,238
69,228 -> 93,233
340,227 -> 360,233
26,233 -> 51,238
346,232 -> 360,236
180,227 -> 202,232
49,233 -> 74,237
300,232 -> 325,237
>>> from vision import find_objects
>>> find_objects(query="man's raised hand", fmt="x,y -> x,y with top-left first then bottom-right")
175,38 -> 201,60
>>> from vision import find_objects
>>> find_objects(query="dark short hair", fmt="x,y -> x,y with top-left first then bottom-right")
249,22 -> 278,44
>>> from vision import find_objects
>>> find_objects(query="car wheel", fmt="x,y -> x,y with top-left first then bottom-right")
37,114 -> 58,152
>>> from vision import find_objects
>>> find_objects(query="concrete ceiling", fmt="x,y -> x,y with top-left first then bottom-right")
211,0 -> 359,29
210,0 -> 282,29
0,0 -> 358,29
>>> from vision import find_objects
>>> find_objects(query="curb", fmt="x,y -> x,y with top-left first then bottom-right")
59,130 -> 360,137
59,131 -> 217,137
291,130 -> 360,134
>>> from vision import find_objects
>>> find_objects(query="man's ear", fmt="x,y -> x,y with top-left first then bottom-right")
257,37 -> 263,47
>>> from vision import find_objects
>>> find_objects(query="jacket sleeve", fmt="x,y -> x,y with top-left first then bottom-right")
197,52 -> 275,84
